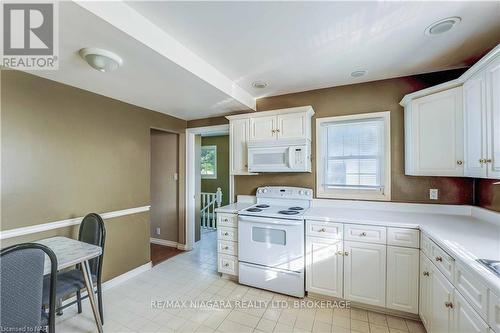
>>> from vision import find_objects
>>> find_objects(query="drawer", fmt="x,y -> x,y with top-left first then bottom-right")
455,261 -> 488,319
306,220 -> 343,240
344,224 -> 386,244
387,228 -> 419,248
490,291 -> 500,332
421,233 -> 432,258
430,241 -> 455,282
218,226 -> 237,242
218,240 -> 238,256
217,213 -> 237,228
218,254 -> 238,276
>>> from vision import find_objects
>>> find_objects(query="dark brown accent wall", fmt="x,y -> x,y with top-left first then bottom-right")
475,179 -> 500,212
1,70 -> 187,280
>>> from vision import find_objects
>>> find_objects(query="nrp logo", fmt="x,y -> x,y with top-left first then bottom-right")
1,1 -> 58,70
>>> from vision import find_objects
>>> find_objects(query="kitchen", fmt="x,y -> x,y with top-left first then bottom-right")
1,2 -> 500,333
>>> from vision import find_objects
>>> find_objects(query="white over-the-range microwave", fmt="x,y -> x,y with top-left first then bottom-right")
247,138 -> 312,173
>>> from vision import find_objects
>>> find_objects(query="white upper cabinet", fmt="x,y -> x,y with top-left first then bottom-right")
485,55 -> 500,179
464,72 -> 487,177
249,115 -> 277,141
229,118 -> 251,175
405,86 -> 464,176
401,44 -> 500,178
277,112 -> 308,139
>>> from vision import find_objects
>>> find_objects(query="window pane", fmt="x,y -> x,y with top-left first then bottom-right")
201,146 -> 216,177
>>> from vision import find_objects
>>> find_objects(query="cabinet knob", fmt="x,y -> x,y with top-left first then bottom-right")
224,263 -> 229,267
276,129 -> 280,133
319,228 -> 326,232
272,129 -> 276,133
224,232 -> 229,236
445,302 -> 454,309
224,246 -> 229,250
456,160 -> 463,165
423,271 -> 430,277
224,218 -> 228,222
344,251 -> 349,256
486,159 -> 492,163
479,158 -> 486,164
360,232 -> 367,237
435,256 -> 443,262
336,251 -> 343,256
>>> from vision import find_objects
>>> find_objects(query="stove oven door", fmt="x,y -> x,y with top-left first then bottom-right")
238,215 -> 304,272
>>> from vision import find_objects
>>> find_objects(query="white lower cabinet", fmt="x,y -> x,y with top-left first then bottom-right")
305,237 -> 343,297
429,263 -> 454,333
386,246 -> 419,314
217,213 -> 238,276
454,291 -> 490,333
344,241 -> 386,307
420,253 -> 432,330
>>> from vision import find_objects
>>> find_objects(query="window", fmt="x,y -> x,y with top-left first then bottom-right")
201,145 -> 217,179
316,112 -> 391,201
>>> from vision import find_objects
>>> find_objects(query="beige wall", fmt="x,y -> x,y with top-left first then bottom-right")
201,135 -> 230,206
1,70 -> 187,280
150,129 -> 179,242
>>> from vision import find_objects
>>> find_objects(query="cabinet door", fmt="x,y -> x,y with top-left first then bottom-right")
249,116 -> 277,141
386,246 -> 419,314
344,241 -> 386,307
486,55 -> 500,178
409,87 -> 464,176
277,112 -> 307,140
419,253 -> 432,331
453,291 -> 489,333
430,264 -> 454,333
464,73 -> 487,178
230,118 -> 250,174
305,237 -> 343,297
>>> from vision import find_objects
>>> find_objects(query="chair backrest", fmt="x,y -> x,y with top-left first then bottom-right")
0,243 -> 57,333
79,213 -> 106,279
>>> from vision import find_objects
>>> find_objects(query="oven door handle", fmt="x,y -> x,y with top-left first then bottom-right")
238,215 -> 303,226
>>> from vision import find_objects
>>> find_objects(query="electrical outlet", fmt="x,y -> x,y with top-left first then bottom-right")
429,189 -> 439,200
156,227 -> 161,235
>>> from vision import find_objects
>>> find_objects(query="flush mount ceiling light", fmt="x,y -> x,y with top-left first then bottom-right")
425,17 -> 461,36
252,81 -> 268,89
351,70 -> 366,78
79,48 -> 123,72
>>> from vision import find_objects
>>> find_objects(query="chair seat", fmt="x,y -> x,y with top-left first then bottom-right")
42,269 -> 96,305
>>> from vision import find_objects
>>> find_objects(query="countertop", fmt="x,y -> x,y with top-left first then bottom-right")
304,206 -> 500,296
215,202 -> 254,214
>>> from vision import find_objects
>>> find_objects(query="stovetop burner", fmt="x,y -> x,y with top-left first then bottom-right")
289,207 -> 304,211
246,208 -> 262,212
255,204 -> 270,208
278,210 -> 300,215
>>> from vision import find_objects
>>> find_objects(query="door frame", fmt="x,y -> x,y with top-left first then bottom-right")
186,124 -> 230,251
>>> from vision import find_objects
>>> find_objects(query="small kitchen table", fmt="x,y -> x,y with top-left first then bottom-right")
36,236 -> 103,333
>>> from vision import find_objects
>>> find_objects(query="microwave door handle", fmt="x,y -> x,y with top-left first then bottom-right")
288,146 -> 295,169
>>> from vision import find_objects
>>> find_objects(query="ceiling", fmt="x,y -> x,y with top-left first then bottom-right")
25,1 -> 500,121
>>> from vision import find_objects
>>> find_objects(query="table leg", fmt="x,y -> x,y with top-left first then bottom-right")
82,260 -> 103,333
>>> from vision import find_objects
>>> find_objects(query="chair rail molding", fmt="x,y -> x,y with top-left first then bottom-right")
0,206 -> 151,240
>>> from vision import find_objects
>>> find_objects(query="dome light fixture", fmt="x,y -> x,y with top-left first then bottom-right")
351,70 -> 366,78
252,81 -> 268,89
425,17 -> 461,36
79,48 -> 123,72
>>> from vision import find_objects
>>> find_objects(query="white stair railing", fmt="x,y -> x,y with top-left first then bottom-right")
200,187 -> 222,229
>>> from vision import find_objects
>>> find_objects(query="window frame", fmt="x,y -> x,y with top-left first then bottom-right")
316,111 -> 391,201
201,145 -> 218,179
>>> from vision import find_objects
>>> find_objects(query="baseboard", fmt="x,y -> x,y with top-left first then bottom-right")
61,261 -> 152,307
150,237 -> 178,248
176,243 -> 190,250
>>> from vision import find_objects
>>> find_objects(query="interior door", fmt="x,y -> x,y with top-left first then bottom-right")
464,72 -> 487,178
249,116 -> 277,141
344,241 -> 386,307
306,237 -> 343,297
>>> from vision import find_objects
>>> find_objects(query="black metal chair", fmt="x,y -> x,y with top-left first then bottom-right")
42,213 -> 106,323
1,243 -> 58,333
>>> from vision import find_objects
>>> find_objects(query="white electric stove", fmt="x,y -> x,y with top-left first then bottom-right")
237,186 -> 313,297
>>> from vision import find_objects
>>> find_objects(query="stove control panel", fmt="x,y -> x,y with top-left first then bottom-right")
256,186 -> 313,199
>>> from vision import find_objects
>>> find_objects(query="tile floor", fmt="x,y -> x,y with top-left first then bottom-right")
56,231 -> 426,333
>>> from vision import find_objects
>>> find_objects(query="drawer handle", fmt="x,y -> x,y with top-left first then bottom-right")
319,228 -> 326,232
435,256 -> 443,262
224,219 -> 229,222
445,302 -> 454,309
223,232 -> 229,236
223,246 -> 229,250
423,271 -> 430,277
344,251 -> 349,256
360,232 -> 367,237
456,160 -> 463,165
224,263 -> 229,267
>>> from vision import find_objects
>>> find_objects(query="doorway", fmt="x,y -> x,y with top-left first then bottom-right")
150,129 -> 182,266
